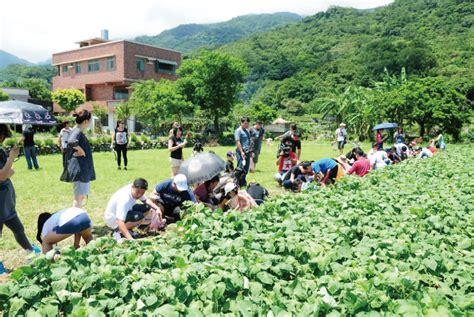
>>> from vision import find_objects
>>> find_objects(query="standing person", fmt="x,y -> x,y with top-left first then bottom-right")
168,126 -> 187,177
0,124 -> 39,262
335,123 -> 347,155
111,121 -> 130,170
168,121 -> 179,138
435,132 -> 446,150
280,129 -> 302,160
151,174 -> 197,224
235,117 -> 252,187
21,124 -> 39,170
62,110 -> 96,208
393,128 -> 405,144
37,207 -> 93,253
58,120 -> 72,169
348,149 -> 371,177
375,129 -> 384,150
276,124 -> 297,141
249,120 -> 265,172
312,158 -> 340,186
104,178 -> 162,241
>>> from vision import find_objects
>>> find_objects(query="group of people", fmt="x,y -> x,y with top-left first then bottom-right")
0,114 -> 446,272
271,123 -> 446,192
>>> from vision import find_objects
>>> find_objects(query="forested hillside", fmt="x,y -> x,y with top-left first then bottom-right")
219,0 -> 473,105
135,12 -> 302,53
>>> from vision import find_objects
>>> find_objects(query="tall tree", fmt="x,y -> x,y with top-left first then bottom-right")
178,51 -> 248,133
127,79 -> 191,133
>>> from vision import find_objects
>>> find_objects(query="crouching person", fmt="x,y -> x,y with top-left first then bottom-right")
104,178 -> 162,241
221,182 -> 257,211
37,207 -> 92,254
151,174 -> 197,224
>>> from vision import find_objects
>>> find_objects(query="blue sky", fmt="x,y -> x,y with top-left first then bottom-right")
0,0 -> 392,63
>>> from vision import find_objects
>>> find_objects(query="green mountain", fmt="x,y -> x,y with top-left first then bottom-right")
0,50 -> 33,68
218,0 -> 473,105
134,12 -> 302,53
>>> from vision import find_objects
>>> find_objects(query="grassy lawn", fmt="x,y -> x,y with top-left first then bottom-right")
0,141 -> 360,268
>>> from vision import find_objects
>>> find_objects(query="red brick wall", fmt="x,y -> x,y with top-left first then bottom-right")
52,41 -> 126,90
123,41 -> 181,81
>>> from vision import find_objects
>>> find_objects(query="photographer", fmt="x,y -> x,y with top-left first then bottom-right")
234,116 -> 252,187
274,144 -> 297,184
0,124 -> 38,256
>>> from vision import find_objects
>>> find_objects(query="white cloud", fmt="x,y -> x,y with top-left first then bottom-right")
0,0 -> 392,63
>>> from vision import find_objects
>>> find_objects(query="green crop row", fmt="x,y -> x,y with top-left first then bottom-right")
0,147 -> 473,316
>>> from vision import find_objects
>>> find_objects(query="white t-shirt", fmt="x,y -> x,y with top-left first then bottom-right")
394,143 -> 406,156
41,207 -> 87,238
104,184 -> 146,229
336,128 -> 347,142
59,128 -> 71,149
369,150 -> 388,170
419,148 -> 433,159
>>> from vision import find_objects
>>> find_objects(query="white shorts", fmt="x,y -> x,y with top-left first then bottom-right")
169,157 -> 183,168
73,182 -> 90,196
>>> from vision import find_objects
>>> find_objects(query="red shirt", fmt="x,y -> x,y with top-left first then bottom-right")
348,157 -> 371,177
278,152 -> 297,172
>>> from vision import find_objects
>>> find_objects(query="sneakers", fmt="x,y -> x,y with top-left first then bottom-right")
31,244 -> 41,254
124,167 -> 127,170
118,166 -> 121,170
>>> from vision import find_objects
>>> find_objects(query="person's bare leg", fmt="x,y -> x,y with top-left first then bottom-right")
81,228 -> 93,245
42,232 -> 71,254
73,195 -> 85,208
171,166 -> 179,177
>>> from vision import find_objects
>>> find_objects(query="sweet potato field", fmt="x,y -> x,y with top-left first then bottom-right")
1,147 -> 472,316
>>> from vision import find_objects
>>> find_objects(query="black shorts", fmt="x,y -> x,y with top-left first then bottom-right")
327,165 -> 339,184
125,204 -> 150,223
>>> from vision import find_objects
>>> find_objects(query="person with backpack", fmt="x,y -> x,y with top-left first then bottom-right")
111,121 -> 130,170
61,110 -> 96,208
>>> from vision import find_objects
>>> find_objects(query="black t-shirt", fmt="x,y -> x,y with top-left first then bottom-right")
114,128 -> 128,145
23,128 -> 35,147
170,136 -> 183,160
281,135 -> 301,153
246,184 -> 268,201
225,160 -> 234,174
283,165 -> 303,182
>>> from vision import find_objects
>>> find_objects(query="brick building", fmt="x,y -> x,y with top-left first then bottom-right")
52,35 -> 181,131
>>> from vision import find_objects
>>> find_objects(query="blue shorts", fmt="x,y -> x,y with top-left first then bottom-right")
337,141 -> 345,150
54,213 -> 92,234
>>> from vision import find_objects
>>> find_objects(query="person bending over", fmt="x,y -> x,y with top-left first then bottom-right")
37,207 -> 93,253
282,161 -> 313,191
151,174 -> 197,224
194,175 -> 220,209
104,178 -> 162,241
312,158 -> 339,186
348,149 -> 371,177
221,182 -> 257,212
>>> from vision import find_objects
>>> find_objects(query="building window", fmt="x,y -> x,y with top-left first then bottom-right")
155,61 -> 176,75
136,58 -> 145,72
107,57 -> 115,71
88,59 -> 100,72
62,65 -> 68,74
75,62 -> 81,74
113,87 -> 129,100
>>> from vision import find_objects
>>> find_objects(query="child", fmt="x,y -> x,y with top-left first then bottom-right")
37,207 -> 93,254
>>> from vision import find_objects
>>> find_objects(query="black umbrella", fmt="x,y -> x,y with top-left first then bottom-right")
178,153 -> 226,184
0,100 -> 57,126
